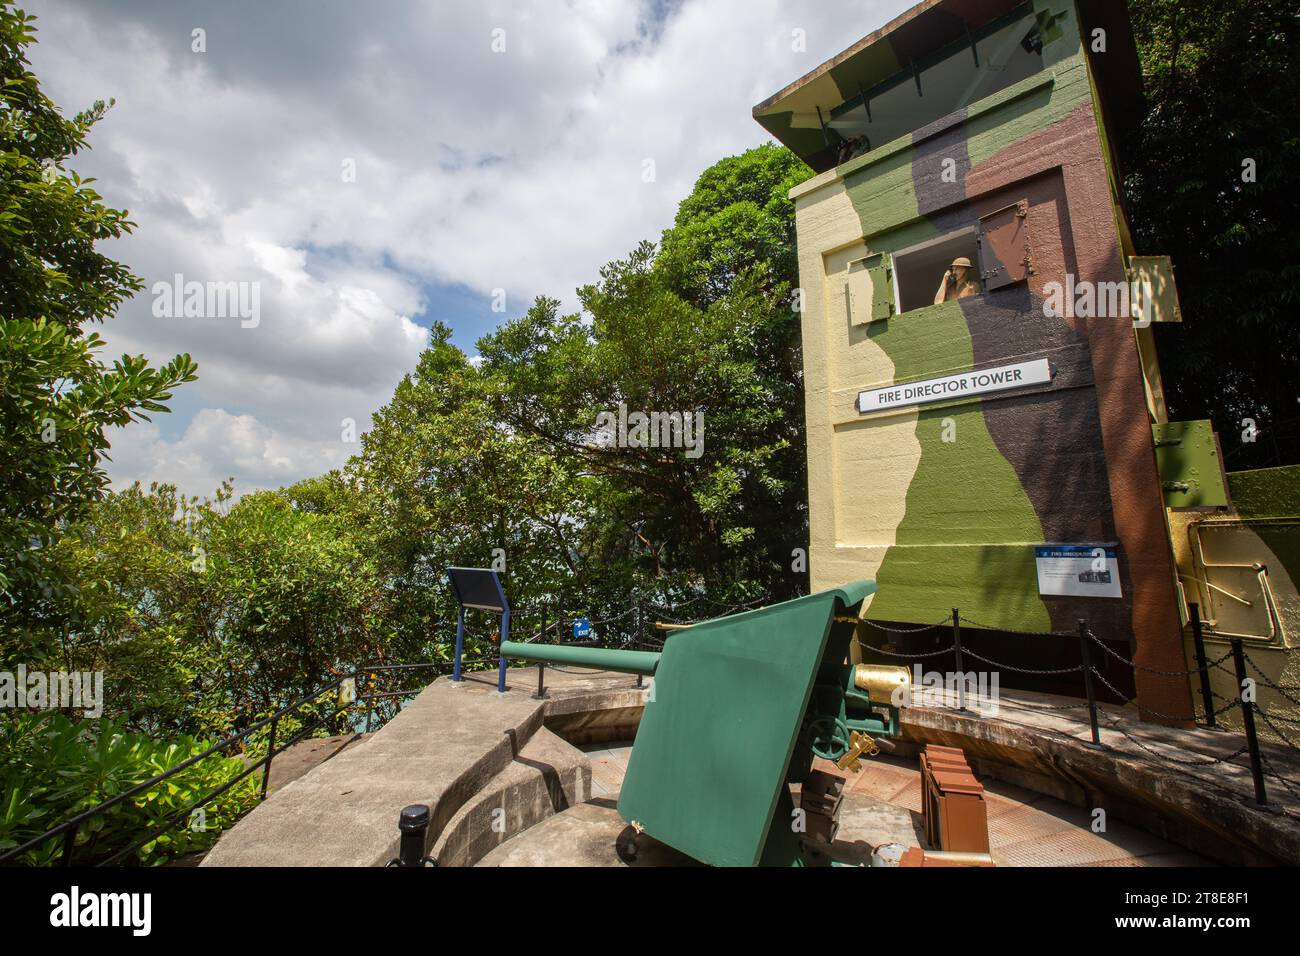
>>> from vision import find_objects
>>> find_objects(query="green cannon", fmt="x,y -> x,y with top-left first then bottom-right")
499,580 -> 910,866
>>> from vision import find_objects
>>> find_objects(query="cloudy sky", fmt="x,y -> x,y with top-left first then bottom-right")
27,0 -> 911,498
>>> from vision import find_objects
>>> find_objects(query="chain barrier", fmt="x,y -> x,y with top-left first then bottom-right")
961,645 -> 1084,676
859,618 -> 952,635
1260,753 -> 1300,805
1099,711 -> 1252,768
1087,629 -> 1233,677
845,607 -> 1300,813
1088,669 -> 1204,723
1256,707 -> 1300,751
956,613 -> 1067,638
1242,649 -> 1300,709
856,639 -> 957,660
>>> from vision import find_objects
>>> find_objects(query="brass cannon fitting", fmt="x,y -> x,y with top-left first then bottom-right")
852,663 -> 911,704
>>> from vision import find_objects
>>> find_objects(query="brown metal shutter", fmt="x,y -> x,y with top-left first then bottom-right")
977,200 -> 1031,291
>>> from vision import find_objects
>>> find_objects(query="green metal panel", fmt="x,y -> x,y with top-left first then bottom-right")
1153,420 -> 1231,509
617,581 -> 875,866
847,253 -> 891,326
498,641 -> 660,676
869,256 -> 894,322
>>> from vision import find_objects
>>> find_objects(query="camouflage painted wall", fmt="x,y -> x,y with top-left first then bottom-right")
786,0 -> 1193,720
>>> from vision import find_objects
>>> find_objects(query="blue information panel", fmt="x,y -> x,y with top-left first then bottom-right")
572,618 -> 592,639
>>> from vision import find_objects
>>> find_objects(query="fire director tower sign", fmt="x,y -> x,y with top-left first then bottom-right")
857,358 -> 1052,414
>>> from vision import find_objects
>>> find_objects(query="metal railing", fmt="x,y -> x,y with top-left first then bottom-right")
454,593 -> 772,693
0,656 -> 501,867
1,593 -> 766,868
856,604 -> 1300,811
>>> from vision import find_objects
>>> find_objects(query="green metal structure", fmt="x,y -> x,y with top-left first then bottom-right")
502,581 -> 908,866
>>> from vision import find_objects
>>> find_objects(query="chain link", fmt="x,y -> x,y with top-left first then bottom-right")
856,640 -> 956,660
956,613 -> 1068,638
1088,630 -> 1233,677
1099,711 -> 1251,768
1088,669 -> 1204,723
1209,698 -> 1244,719
1260,753 -> 1300,804
961,645 -> 1083,675
860,618 -> 952,634
1242,650 -> 1300,708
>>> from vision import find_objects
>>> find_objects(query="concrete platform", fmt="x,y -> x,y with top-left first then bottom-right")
203,667 -> 648,867
203,664 -> 1298,866
255,733 -> 368,795
477,801 -> 699,867
816,754 -> 1208,866
433,727 -> 590,867
897,686 -> 1300,864
478,740 -> 1206,866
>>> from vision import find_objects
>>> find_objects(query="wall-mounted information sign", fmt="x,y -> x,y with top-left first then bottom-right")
1034,545 -> 1122,599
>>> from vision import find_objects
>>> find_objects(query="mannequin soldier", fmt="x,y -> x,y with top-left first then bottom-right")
933,256 -> 980,304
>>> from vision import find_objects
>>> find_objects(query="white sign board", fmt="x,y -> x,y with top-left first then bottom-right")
858,358 -> 1052,414
1034,545 -> 1122,599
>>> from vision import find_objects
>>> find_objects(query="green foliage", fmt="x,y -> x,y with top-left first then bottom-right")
205,488 -> 385,715
657,142 -> 810,308
20,480 -> 383,740
1126,0 -> 1300,468
0,1 -> 197,635
347,321 -> 600,645
0,711 -> 257,866
469,146 -> 813,608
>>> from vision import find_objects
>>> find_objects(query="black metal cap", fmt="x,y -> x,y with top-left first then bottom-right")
399,804 -> 430,832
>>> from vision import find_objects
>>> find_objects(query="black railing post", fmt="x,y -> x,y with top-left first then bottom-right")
391,804 -> 435,867
1078,619 -> 1101,747
60,822 -> 78,866
260,714 -> 279,800
534,662 -> 547,700
1230,639 -> 1267,805
951,608 -> 967,712
1189,603 -> 1218,729
635,597 -> 644,688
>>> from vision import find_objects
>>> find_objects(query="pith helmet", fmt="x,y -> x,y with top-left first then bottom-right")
951,257 -> 972,269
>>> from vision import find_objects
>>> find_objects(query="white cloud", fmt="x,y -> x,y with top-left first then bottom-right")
106,408 -> 353,498
25,0 -> 913,497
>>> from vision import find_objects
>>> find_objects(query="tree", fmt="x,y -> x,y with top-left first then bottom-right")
36,479 -> 386,738
347,323 -> 600,651
1125,0 -> 1300,469
0,2 -> 196,637
476,146 -> 814,602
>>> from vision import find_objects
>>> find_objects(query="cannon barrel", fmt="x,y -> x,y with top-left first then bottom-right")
498,640 -> 660,677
